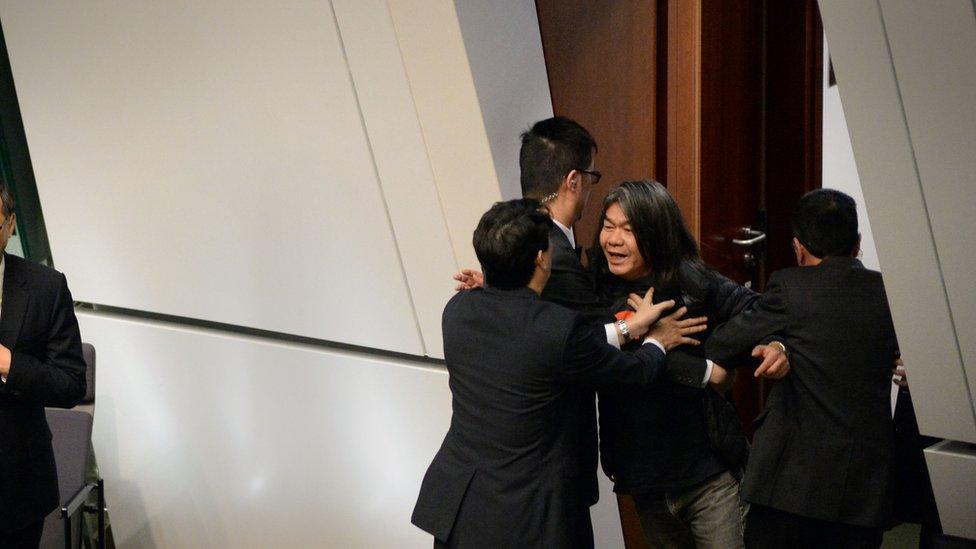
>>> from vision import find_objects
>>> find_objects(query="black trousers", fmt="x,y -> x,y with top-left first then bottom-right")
433,507 -> 594,549
745,503 -> 883,549
0,519 -> 45,549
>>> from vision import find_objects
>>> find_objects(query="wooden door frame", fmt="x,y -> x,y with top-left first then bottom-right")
665,0 -> 702,239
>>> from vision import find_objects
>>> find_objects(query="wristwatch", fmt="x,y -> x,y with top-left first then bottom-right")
616,319 -> 632,343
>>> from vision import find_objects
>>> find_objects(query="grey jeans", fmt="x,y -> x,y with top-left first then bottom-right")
632,470 -> 747,549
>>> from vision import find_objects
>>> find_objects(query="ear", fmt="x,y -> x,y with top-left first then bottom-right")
792,237 -> 806,265
535,249 -> 548,271
563,169 -> 580,192
852,233 -> 862,258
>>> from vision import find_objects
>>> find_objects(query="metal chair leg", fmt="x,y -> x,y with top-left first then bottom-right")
97,479 -> 106,549
64,510 -> 72,549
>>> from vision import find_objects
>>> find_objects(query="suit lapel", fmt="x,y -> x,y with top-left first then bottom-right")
0,254 -> 28,349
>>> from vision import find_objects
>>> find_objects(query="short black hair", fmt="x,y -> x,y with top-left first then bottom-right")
0,185 -> 15,218
792,189 -> 859,258
473,199 -> 553,290
519,116 -> 597,199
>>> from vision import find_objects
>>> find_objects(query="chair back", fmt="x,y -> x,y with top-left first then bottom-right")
40,409 -> 93,548
81,343 -> 96,404
45,408 -> 94,505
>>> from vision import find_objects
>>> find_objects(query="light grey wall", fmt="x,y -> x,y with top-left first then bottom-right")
0,0 -> 556,546
820,0 -> 976,444
455,0 -> 554,200
78,311 -> 452,548
822,39 -> 879,272
819,0 -> 976,538
1,0 -> 430,355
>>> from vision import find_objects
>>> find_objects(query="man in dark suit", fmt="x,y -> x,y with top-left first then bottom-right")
453,118 -> 727,529
454,118 -> 623,515
518,117 -> 607,322
414,199 -> 706,548
706,189 -> 898,548
0,186 -> 87,547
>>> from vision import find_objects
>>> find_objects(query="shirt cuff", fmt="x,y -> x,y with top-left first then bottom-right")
643,337 -> 665,354
701,359 -> 714,388
605,323 -> 621,349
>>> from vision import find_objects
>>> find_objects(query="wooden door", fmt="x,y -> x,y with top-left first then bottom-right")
536,0 -> 664,251
537,1 -> 821,546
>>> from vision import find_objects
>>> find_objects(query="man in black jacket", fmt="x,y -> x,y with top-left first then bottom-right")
0,186 -> 87,547
706,189 -> 898,548
454,119 -> 723,519
414,199 -> 705,548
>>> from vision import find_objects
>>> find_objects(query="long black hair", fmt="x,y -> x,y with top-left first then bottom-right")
590,180 -> 702,291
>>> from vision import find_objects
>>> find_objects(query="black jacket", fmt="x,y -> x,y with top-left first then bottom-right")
0,254 -> 87,532
412,286 -> 669,547
598,261 -> 757,493
538,226 -> 607,506
706,257 -> 897,528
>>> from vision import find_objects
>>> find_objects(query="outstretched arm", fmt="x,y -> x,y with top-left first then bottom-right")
706,272 -> 791,371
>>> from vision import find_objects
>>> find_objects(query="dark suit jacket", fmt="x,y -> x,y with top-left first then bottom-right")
539,226 -> 606,506
706,257 -> 897,528
598,261 -> 757,492
412,286 -> 668,547
541,225 -> 608,324
0,253 -> 87,532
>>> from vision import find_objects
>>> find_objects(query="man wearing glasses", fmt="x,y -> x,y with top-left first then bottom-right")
0,185 -> 87,548
455,118 -> 610,545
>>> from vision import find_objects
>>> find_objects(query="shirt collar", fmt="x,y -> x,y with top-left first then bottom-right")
551,218 -> 575,249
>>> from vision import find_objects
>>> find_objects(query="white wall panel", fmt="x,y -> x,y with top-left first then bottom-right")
924,441 -> 976,540
819,0 -> 976,442
880,0 -> 976,416
387,0 -> 503,270
0,1 -> 423,354
79,311 -> 451,548
331,0 -> 457,359
822,40 -> 879,271
455,0 -> 554,201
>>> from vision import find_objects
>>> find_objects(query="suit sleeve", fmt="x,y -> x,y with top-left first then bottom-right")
710,271 -> 759,323
5,274 -> 87,407
561,316 -> 667,390
706,272 -> 790,366
666,350 -> 710,388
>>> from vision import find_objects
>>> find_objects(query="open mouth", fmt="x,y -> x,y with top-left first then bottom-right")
606,251 -> 628,264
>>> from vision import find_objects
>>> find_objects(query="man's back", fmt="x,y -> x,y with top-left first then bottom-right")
443,286 -> 579,468
413,286 -> 666,547
707,256 -> 897,527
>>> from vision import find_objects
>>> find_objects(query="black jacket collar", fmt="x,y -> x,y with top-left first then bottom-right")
818,256 -> 864,270
482,285 -> 540,300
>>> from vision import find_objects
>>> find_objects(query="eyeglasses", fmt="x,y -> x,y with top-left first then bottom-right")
579,169 -> 602,185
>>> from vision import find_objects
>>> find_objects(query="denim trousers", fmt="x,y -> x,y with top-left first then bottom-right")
632,470 -> 747,549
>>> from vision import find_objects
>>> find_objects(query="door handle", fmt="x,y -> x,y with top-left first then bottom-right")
732,227 -> 766,246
